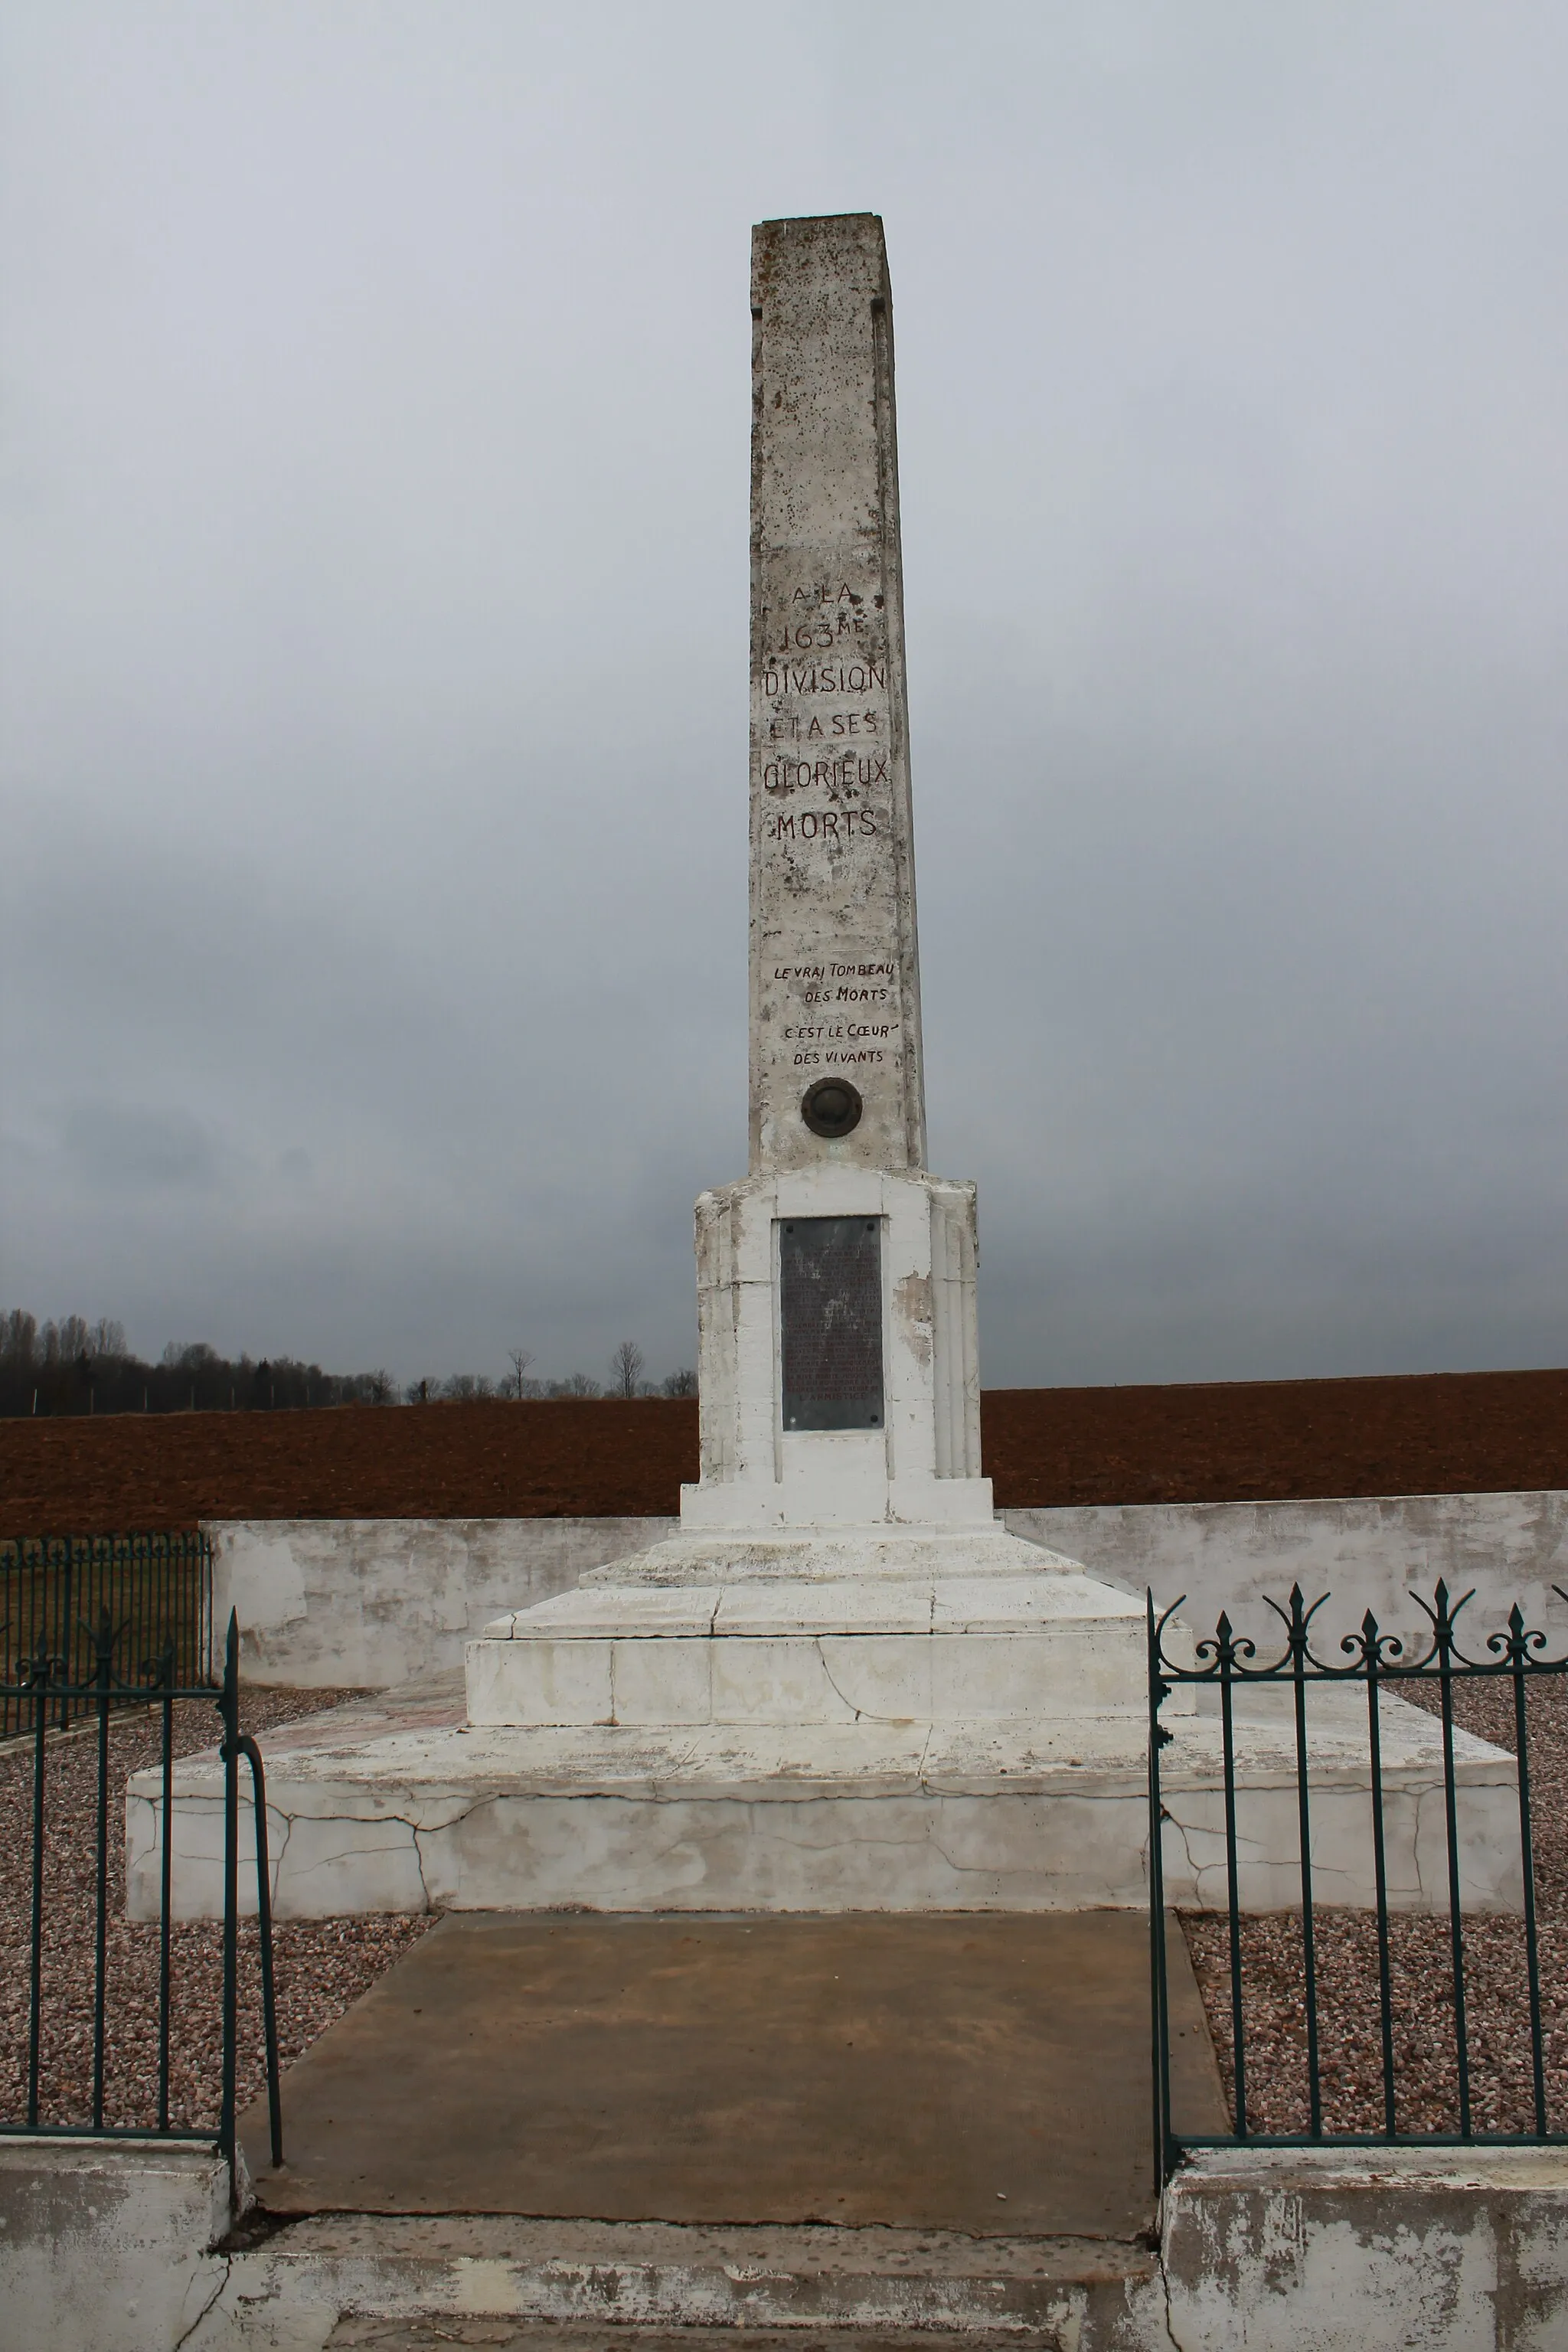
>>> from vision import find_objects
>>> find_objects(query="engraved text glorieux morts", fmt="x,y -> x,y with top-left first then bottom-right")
750,214 -> 926,1175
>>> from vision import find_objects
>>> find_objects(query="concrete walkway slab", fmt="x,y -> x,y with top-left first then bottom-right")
243,1912 -> 1222,2237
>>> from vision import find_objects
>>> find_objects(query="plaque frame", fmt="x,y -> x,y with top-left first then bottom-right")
778,1215 -> 885,1432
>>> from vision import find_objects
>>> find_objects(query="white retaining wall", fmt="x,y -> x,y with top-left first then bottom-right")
211,1516 -> 675,1687
1161,2146 -> 1568,2350
0,2140 -> 234,2352
1012,1489 -> 1568,1651
209,1491 -> 1568,1687
5,2140 -> 1565,2348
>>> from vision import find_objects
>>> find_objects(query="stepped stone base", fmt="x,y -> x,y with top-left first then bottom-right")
126,1669 -> 1521,1922
467,1563 -> 1155,1731
127,1511 -> 1522,1922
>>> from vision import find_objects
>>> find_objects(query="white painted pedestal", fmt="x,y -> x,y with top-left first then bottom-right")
124,1180 -> 1524,1922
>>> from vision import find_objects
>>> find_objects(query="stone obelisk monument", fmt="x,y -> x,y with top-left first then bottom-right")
619,211 -> 1011,1554
461,214 -> 1152,1905
144,217 -> 1481,1928
749,212 -> 924,1182
477,214 -> 1129,1616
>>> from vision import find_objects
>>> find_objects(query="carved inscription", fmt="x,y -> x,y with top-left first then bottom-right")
756,587 -> 893,835
763,755 -> 887,795
760,665 -> 887,696
770,580 -> 883,655
773,950 -> 900,1071
763,808 -> 878,842
755,560 -> 903,1126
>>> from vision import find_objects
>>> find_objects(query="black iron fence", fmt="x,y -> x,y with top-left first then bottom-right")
1148,1579 -> 1568,2183
1,1607 -> 280,2197
1,1531 -> 213,1738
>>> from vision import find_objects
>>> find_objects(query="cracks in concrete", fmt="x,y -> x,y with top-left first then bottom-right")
1154,2246 -> 1189,2352
813,1638 -> 872,1724
408,1823 -> 436,1912
172,2252 -> 231,2350
1161,1814 -> 1204,1906
270,1809 -> 294,1902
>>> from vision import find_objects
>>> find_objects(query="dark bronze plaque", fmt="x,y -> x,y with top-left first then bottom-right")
779,1217 -> 884,1431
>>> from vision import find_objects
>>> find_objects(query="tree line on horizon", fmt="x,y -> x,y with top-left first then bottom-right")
0,1312 -> 696,1418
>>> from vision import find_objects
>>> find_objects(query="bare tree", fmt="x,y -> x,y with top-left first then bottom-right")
506,1348 -> 534,1401
662,1367 -> 698,1396
550,1372 -> 602,1397
610,1340 -> 645,1399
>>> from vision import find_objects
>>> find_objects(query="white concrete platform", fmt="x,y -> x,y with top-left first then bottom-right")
467,1570 -> 1158,1728
127,1671 -> 1521,1922
573,1522 -> 1088,1584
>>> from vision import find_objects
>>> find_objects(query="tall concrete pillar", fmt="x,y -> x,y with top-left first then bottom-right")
749,214 -> 926,1178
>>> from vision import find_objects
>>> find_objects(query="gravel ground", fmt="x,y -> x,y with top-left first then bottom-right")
1182,1669 -> 1568,2137
0,1690 -> 433,2132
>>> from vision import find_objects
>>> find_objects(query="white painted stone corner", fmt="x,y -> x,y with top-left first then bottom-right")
1161,2145 -> 1568,2350
0,2138 -> 235,2352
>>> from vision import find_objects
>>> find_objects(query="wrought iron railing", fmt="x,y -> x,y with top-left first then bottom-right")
1148,1579 -> 1568,2184
0,1531 -> 213,1737
1,1608 -> 280,2199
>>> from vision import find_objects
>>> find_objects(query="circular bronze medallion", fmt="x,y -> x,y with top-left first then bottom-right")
801,1077 -> 863,1138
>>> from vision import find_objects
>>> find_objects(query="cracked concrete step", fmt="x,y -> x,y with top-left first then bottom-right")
466,1573 -> 1150,1730
129,1679 -> 1520,1919
211,2216 -> 1163,2348
323,2328 -> 1115,2349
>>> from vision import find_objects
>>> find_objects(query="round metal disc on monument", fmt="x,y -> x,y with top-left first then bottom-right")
801,1078 -> 863,1138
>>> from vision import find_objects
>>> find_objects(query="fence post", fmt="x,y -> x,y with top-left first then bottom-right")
158,1638 -> 176,2134
1147,1592 -> 1173,2193
90,1607 -> 115,2130
26,1635 -> 51,2127
218,1610 -> 240,2187
1432,1579 -> 1474,2137
1285,1586 -> 1323,2138
238,1730 -> 283,2169
58,1537 -> 73,1734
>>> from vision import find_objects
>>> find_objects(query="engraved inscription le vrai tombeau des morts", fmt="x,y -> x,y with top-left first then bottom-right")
749,212 -> 926,1181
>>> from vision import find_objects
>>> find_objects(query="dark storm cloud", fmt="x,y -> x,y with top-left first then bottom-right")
2,2 -> 1565,1384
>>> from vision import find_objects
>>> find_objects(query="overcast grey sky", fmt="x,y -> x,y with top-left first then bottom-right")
2,2 -> 1565,1390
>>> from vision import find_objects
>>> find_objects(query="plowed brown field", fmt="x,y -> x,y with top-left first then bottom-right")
2,1369 -> 1565,1534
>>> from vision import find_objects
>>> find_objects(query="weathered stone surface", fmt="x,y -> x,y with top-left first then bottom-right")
681,216 -> 995,1537
750,214 -> 923,1179
0,2140 -> 233,2352
211,1515 -> 672,1687
466,1570 -> 1151,1726
1161,2147 -> 1568,2350
203,1491 -> 1568,1692
688,1165 -> 988,1530
128,1678 -> 1518,1921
